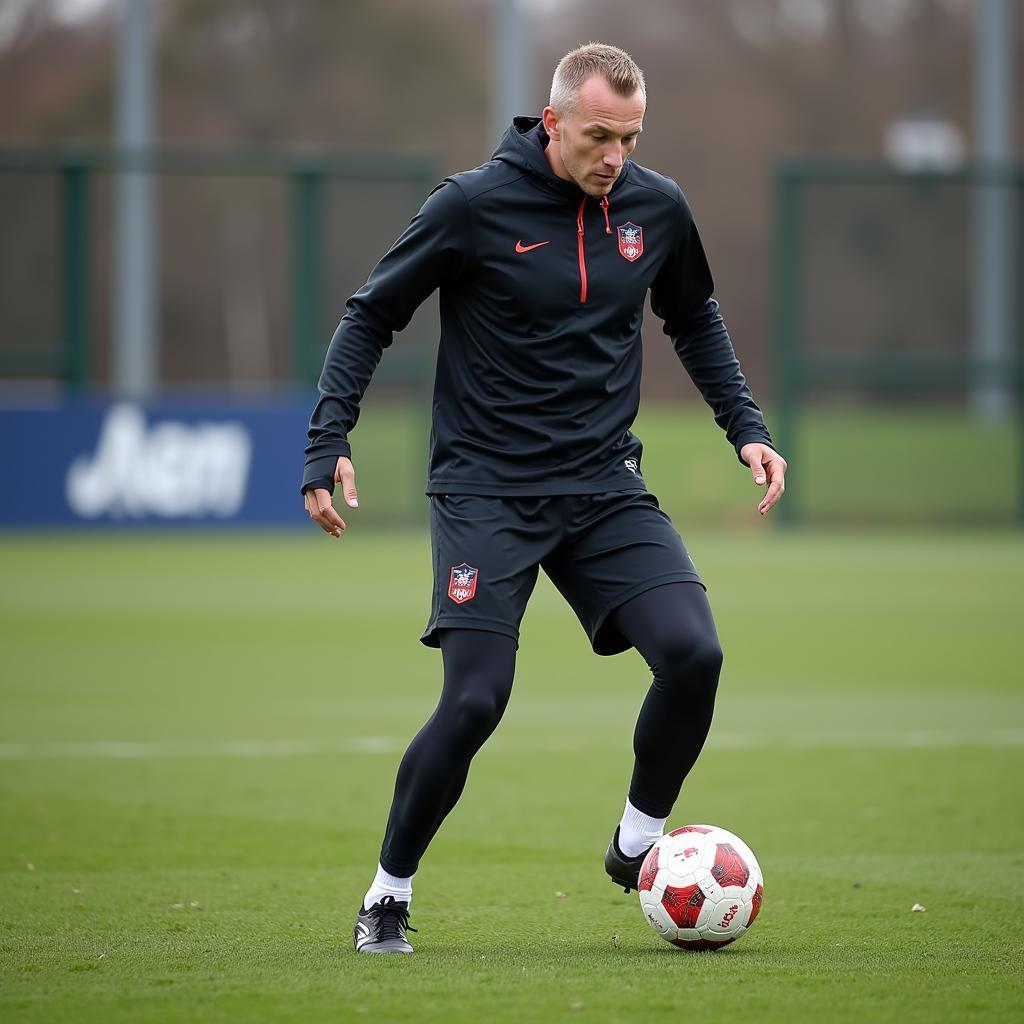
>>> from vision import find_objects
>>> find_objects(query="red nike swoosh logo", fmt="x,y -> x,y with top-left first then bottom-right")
515,240 -> 550,253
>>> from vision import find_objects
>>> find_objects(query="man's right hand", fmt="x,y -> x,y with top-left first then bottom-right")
304,456 -> 358,539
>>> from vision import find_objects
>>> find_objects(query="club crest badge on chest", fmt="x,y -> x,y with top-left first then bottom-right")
617,222 -> 644,262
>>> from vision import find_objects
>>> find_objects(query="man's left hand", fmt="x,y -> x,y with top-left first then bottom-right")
739,443 -> 787,517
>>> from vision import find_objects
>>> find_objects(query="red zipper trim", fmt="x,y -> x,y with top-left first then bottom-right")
576,196 -> 588,304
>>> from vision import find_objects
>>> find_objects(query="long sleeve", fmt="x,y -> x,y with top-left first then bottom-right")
650,192 -> 773,460
301,182 -> 472,493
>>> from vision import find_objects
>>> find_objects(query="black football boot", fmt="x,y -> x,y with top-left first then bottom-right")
352,895 -> 416,954
604,826 -> 654,894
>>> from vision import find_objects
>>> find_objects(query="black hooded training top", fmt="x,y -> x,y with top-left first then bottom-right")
302,117 -> 772,496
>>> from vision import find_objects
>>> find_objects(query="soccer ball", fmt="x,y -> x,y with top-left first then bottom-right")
637,824 -> 763,950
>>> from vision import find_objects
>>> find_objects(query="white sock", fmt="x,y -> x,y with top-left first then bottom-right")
363,863 -> 414,910
617,799 -> 668,858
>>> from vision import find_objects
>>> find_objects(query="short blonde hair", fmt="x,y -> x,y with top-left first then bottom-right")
549,42 -> 646,116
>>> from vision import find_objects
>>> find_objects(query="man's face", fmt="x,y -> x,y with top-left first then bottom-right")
542,75 -> 645,197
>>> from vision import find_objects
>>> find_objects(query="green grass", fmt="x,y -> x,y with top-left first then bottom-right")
1,529 -> 1022,1022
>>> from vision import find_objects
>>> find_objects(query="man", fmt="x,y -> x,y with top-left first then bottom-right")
302,43 -> 786,955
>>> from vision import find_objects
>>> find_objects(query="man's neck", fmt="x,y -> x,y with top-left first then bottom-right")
543,139 -> 572,184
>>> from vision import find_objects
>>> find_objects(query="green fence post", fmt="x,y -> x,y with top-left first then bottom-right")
1017,173 -> 1024,525
291,169 -> 325,388
773,164 -> 800,525
61,160 -> 90,393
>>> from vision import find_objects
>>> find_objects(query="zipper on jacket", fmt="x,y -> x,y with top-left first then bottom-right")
576,196 -> 588,304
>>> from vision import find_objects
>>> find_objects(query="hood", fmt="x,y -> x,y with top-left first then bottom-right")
491,115 -> 628,200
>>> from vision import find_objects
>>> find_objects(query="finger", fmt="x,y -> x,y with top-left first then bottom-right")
305,494 -> 335,536
747,449 -> 766,487
758,466 -> 786,516
758,481 -> 783,515
337,457 -> 359,509
303,491 -> 321,526
305,489 -> 346,537
317,499 -> 347,537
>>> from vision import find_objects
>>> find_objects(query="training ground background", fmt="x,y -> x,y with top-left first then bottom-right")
1,409 -> 1022,1024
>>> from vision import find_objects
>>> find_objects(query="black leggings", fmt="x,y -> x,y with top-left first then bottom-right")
378,581 -> 722,876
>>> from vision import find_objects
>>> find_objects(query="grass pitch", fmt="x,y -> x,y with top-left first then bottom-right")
1,528 -> 1022,1023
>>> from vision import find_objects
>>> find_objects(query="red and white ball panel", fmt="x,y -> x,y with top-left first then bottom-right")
639,893 -> 677,940
637,824 -> 764,950
660,882 -> 706,929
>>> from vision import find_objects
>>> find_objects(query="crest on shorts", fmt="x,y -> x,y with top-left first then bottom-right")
617,222 -> 644,262
448,563 -> 479,604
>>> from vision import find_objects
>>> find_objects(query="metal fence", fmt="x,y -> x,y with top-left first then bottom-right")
0,144 -> 438,393
772,158 -> 1024,525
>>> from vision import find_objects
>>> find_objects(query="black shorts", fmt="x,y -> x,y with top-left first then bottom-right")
420,490 -> 704,656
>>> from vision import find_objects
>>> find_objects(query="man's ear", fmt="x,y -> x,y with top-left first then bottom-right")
541,106 -> 560,141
